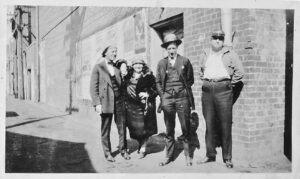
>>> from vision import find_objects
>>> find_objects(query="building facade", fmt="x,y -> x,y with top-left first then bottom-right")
6,6 -> 293,163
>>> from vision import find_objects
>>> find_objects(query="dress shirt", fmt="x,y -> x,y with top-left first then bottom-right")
203,51 -> 230,80
105,59 -> 115,76
168,55 -> 177,67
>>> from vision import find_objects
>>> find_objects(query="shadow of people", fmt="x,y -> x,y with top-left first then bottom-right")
6,131 -> 96,173
112,134 -> 166,157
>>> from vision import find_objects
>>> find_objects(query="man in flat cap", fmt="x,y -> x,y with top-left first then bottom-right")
197,30 -> 244,168
156,33 -> 195,166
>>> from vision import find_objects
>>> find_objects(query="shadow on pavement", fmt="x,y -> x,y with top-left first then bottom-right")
6,111 -> 19,117
5,131 -> 96,173
6,114 -> 70,129
111,133 -> 167,157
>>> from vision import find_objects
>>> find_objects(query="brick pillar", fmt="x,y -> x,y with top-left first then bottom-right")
232,9 -> 286,162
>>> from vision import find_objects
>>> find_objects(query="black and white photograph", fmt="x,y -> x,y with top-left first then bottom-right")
1,0 -> 300,178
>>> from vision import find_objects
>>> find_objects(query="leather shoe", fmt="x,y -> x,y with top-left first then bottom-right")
138,152 -> 146,159
224,159 -> 233,168
105,155 -> 115,162
196,156 -> 216,164
159,158 -> 173,166
185,156 -> 193,166
121,151 -> 131,160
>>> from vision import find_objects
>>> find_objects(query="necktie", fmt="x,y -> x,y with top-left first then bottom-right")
108,60 -> 115,66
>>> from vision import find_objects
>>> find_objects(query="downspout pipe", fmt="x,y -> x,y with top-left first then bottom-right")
36,6 -> 40,102
221,8 -> 233,47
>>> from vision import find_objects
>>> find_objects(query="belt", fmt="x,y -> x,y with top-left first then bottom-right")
203,78 -> 231,82
164,88 -> 185,95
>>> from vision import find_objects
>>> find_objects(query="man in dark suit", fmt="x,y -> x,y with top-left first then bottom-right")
156,33 -> 195,166
90,46 -> 130,162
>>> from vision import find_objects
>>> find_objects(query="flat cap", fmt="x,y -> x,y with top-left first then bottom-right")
211,30 -> 225,37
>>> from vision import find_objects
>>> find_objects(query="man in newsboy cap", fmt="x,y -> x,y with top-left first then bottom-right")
90,46 -> 131,162
156,33 -> 195,166
197,30 -> 244,168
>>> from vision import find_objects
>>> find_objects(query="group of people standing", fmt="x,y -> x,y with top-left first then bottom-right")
90,30 -> 244,168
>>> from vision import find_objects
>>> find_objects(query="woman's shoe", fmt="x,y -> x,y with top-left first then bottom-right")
121,151 -> 131,160
159,158 -> 173,166
185,156 -> 193,166
138,152 -> 146,159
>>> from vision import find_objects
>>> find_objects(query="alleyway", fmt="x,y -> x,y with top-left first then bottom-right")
5,96 -> 291,173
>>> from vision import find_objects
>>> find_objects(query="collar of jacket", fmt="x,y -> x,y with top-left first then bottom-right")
98,60 -> 121,87
202,46 -> 230,56
162,54 -> 184,70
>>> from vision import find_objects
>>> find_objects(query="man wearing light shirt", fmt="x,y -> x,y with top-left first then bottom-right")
90,45 -> 130,162
197,30 -> 244,168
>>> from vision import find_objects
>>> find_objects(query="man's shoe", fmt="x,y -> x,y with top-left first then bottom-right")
196,156 -> 216,164
185,156 -> 193,166
121,151 -> 131,160
159,158 -> 173,166
106,155 -> 115,162
224,159 -> 233,168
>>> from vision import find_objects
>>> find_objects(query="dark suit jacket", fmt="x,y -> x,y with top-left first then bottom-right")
156,54 -> 195,109
90,60 -> 122,113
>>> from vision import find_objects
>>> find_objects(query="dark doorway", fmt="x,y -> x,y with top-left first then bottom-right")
150,13 -> 184,41
284,10 -> 293,161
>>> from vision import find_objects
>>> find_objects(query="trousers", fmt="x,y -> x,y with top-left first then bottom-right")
100,99 -> 127,157
201,80 -> 233,161
162,89 -> 191,158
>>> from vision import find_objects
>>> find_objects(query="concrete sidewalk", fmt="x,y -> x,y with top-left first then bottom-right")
5,95 -> 291,173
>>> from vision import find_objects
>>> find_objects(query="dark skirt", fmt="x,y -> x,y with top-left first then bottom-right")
126,100 -> 157,140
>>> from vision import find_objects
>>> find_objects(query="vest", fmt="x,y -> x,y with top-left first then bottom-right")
110,75 -> 120,98
165,62 -> 185,93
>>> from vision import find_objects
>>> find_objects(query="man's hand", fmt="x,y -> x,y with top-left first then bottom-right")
191,109 -> 196,113
95,104 -> 102,114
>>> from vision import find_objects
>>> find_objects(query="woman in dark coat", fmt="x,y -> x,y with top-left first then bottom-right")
123,59 -> 158,159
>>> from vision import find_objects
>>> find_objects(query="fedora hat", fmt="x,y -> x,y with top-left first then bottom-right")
161,33 -> 182,48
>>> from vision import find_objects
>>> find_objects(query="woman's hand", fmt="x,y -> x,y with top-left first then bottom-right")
120,63 -> 128,77
139,92 -> 149,99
